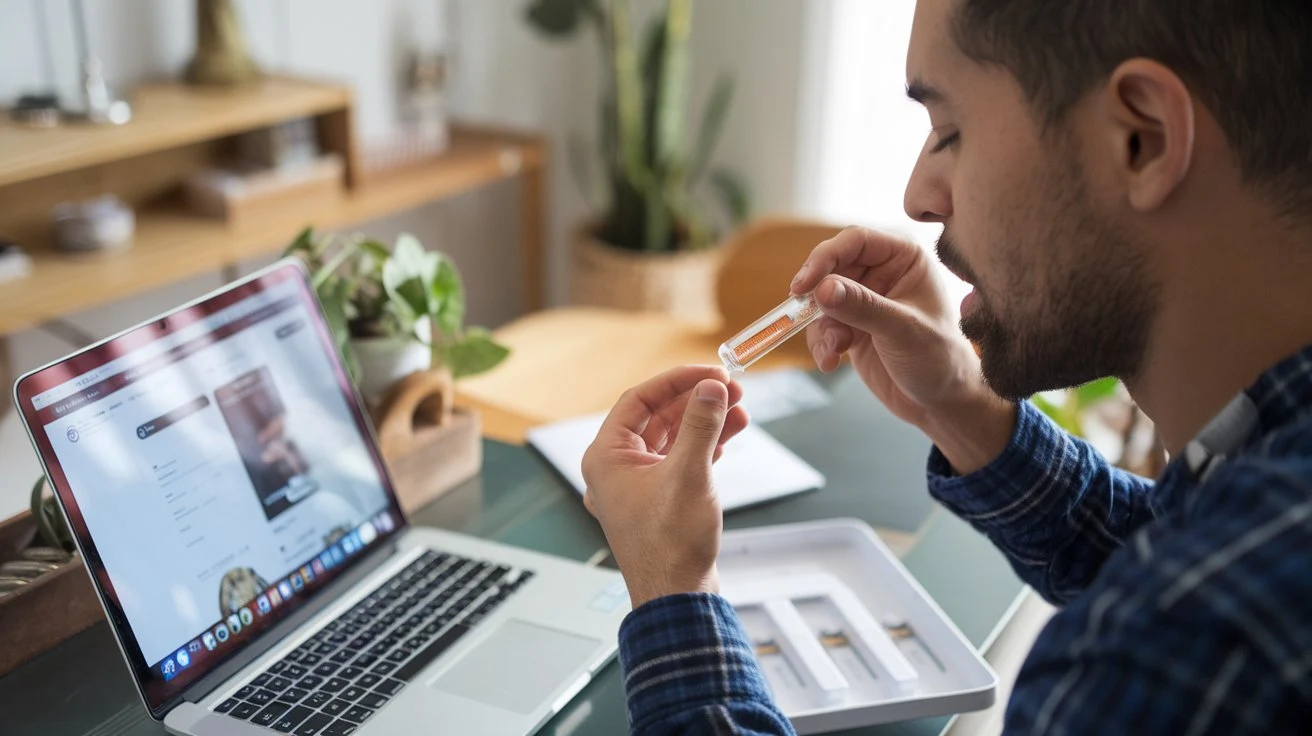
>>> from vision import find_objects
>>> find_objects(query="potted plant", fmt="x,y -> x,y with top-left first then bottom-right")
283,227 -> 509,404
283,228 -> 509,510
524,0 -> 751,322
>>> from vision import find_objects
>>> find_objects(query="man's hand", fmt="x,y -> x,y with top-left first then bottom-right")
792,227 -> 1015,474
582,366 -> 750,609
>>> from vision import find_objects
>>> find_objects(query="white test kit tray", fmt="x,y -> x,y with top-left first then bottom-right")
718,519 -> 997,733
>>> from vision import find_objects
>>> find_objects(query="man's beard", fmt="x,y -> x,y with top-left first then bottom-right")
938,163 -> 1158,400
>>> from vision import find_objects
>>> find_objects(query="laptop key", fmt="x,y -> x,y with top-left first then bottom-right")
313,643 -> 336,656
246,688 -> 277,706
294,712 -> 334,736
337,666 -> 364,681
230,701 -> 261,720
283,664 -> 309,679
297,675 -> 323,690
214,697 -> 240,714
321,677 -> 348,693
330,649 -> 356,664
355,674 -> 381,689
395,624 -> 472,681
299,653 -> 323,667
341,706 -> 375,724
340,686 -> 368,702
321,720 -> 358,736
251,673 -> 271,687
322,699 -> 351,717
235,685 -> 257,699
278,687 -> 309,703
357,692 -> 388,710
373,679 -> 405,697
370,661 -> 397,676
306,691 -> 333,708
272,705 -> 315,732
251,701 -> 291,727
313,662 -> 341,677
268,660 -> 288,675
353,654 -> 378,668
267,676 -> 294,692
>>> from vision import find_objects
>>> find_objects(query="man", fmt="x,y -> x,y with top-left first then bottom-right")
581,0 -> 1312,732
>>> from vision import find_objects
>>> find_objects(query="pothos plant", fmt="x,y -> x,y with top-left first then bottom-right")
283,228 -> 510,383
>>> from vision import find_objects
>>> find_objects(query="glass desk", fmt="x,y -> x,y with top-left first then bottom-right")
0,368 -> 1026,735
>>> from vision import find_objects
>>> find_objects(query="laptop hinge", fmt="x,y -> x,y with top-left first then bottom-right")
179,538 -> 401,705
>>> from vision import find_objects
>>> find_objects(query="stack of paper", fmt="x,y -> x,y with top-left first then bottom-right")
527,412 -> 825,512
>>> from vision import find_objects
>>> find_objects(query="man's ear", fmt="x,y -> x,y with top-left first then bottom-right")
1103,59 -> 1196,212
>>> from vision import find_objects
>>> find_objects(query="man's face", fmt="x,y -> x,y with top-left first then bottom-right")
904,0 -> 1158,399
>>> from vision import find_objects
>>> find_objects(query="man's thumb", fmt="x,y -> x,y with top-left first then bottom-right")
669,379 -> 729,472
816,275 -> 917,341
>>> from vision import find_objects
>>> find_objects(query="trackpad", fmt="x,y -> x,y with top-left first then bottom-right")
430,620 -> 600,714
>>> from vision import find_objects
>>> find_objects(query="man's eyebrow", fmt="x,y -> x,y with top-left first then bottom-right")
906,79 -> 945,106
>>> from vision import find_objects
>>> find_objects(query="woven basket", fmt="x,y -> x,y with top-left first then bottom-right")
570,225 -> 725,324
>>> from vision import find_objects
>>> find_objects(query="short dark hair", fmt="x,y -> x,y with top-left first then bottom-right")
952,1 -> 1312,217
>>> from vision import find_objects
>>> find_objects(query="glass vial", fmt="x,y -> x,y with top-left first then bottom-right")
719,292 -> 822,372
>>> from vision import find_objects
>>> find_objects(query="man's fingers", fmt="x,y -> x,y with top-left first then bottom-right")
602,365 -> 730,440
814,274 -> 921,346
806,317 -> 855,372
645,381 -> 744,452
791,227 -> 913,295
667,380 -> 730,475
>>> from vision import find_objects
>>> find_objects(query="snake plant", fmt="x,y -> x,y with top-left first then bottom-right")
525,0 -> 750,252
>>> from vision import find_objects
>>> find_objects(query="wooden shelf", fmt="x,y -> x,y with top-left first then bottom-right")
0,77 -> 352,189
0,126 -> 545,336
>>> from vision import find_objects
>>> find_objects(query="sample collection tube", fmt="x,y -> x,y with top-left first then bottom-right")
719,292 -> 822,372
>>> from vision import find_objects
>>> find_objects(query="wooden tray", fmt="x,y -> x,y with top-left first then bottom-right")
370,368 -> 482,514
0,509 -> 103,676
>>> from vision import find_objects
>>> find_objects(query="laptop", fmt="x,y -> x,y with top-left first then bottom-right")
12,260 -> 630,736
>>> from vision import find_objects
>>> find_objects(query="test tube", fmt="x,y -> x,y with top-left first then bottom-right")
719,292 -> 822,372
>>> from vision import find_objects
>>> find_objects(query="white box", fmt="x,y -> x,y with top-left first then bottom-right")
719,519 -> 997,733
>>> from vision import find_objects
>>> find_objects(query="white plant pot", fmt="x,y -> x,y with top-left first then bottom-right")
351,317 -> 432,405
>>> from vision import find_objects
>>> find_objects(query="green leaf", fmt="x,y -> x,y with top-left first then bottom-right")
689,75 -> 734,185
439,330 -> 511,379
653,0 -> 692,170
611,0 -> 648,192
282,226 -> 316,258
525,0 -> 591,37
432,259 -> 465,336
1074,377 -> 1121,408
708,168 -> 751,226
382,235 -> 437,322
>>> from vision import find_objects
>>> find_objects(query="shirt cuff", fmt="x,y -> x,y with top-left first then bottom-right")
618,593 -> 774,731
926,400 -> 1065,519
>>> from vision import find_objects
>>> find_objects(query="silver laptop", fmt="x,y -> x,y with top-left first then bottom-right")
13,260 -> 629,736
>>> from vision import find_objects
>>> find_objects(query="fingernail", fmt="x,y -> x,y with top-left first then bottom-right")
824,331 -> 837,353
791,265 -> 809,288
812,343 -> 824,364
696,381 -> 725,403
829,279 -> 847,302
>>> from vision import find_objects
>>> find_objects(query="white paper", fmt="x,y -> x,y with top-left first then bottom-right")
735,369 -> 832,424
527,413 -> 825,511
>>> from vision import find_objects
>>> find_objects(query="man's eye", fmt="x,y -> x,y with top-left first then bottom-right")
931,131 -> 960,154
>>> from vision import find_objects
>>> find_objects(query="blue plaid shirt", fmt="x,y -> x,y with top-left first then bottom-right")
618,346 -> 1312,734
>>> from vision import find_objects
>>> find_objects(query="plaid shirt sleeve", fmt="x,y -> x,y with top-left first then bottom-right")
926,400 -> 1158,605
618,593 -> 796,735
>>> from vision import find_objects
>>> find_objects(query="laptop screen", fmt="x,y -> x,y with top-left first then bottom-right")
14,262 -> 405,716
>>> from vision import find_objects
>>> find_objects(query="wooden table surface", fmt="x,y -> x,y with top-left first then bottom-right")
454,307 -> 818,444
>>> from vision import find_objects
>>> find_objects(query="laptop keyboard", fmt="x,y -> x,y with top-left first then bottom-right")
212,550 -> 535,735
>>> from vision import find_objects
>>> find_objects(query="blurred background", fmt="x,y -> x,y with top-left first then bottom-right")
0,0 -> 949,516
